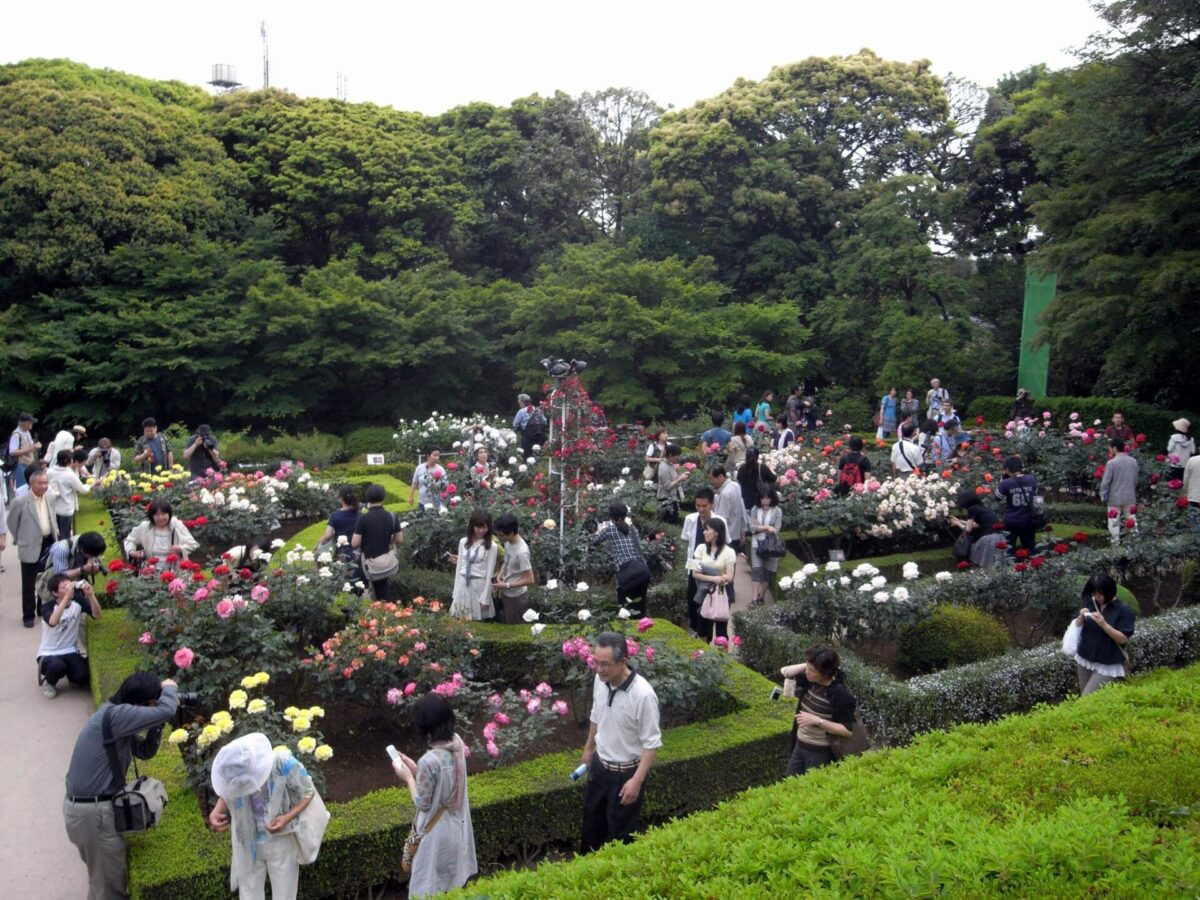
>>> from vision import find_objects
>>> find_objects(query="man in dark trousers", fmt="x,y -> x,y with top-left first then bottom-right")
579,631 -> 662,853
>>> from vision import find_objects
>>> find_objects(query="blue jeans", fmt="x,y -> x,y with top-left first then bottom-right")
1188,502 -> 1200,533
14,463 -> 27,489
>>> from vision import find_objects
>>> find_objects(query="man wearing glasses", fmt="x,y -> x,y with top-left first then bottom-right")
579,631 -> 662,852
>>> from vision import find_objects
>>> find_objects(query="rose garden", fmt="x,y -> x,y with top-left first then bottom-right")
66,377 -> 1200,898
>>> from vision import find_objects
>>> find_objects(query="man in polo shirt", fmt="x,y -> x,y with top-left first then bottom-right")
580,631 -> 662,853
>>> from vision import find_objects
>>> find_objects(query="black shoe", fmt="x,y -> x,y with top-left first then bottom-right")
23,619 -> 35,628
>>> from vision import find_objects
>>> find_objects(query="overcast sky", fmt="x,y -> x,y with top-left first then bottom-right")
2,0 -> 1104,114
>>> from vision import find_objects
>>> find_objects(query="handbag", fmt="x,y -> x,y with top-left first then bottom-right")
102,708 -> 168,834
756,533 -> 786,560
1061,620 -> 1081,657
829,714 -> 875,761
401,806 -> 447,873
295,789 -> 331,865
699,584 -> 731,622
952,531 -> 972,560
362,512 -> 401,579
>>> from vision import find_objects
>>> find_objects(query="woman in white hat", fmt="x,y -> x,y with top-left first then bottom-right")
1167,418 -> 1193,481
209,733 -> 315,900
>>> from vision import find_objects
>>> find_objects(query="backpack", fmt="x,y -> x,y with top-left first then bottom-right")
838,456 -> 864,490
525,407 -> 547,435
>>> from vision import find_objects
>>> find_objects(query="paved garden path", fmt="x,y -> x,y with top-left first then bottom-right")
0,539 -> 92,899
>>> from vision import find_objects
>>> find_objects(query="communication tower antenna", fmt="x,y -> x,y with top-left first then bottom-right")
261,21 -> 269,88
336,72 -> 349,101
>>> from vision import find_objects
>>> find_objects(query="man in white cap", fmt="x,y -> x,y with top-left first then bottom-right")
44,424 -> 86,465
209,733 -> 315,900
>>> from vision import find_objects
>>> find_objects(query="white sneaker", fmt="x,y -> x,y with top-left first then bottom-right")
42,683 -> 58,699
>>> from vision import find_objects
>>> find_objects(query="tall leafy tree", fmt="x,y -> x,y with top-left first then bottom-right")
578,88 -> 662,237
1021,0 -> 1200,405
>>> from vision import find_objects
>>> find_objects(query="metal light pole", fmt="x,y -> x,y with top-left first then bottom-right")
539,357 -> 587,581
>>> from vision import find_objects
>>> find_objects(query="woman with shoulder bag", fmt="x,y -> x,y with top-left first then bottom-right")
391,694 -> 477,898
642,429 -> 668,481
724,422 -> 752,472
748,489 -> 783,605
736,446 -> 776,511
780,644 -> 856,777
208,732 -> 319,900
352,484 -> 403,600
592,502 -> 652,617
1073,572 -> 1136,695
655,445 -> 687,524
449,509 -> 498,620
692,517 -> 736,643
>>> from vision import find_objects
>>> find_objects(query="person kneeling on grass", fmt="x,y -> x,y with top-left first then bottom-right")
39,573 -> 101,698
780,644 -> 856,777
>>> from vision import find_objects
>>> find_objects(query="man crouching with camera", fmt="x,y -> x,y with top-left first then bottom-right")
64,672 -> 178,898
38,574 -> 102,698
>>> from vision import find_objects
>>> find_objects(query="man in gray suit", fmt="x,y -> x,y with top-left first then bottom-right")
1101,437 -> 1140,544
6,466 -> 59,626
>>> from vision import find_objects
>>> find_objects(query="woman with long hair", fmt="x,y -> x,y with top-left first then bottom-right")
592,502 -> 652,616
736,446 -> 776,511
449,509 -> 499,620
692,517 -> 736,643
748,488 -> 783,604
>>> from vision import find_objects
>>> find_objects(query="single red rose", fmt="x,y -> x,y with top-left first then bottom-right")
1156,453 -> 1166,462
1015,549 -> 1029,559
1107,509 -> 1119,518
956,561 -> 970,570
159,571 -> 175,583
1150,474 -> 1161,484
1029,556 -> 1045,568
1168,479 -> 1184,490
1053,543 -> 1069,555
1178,497 -> 1190,509
1129,505 -> 1137,514
975,416 -> 984,425
105,579 -> 119,595
165,554 -> 179,564
993,522 -> 1004,531
146,557 -> 160,566
108,560 -> 126,572
1124,518 -> 1137,529
1136,433 -> 1146,443
238,568 -> 252,580
1073,532 -> 1088,543
1014,563 -> 1028,573
213,564 -> 230,576
192,572 -> 206,582
995,542 -> 1009,550
130,494 -> 142,503
221,552 -> 232,560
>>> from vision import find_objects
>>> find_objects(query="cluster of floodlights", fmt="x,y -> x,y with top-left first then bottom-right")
539,357 -> 587,378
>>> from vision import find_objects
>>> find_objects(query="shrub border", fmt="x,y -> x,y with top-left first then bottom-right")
88,612 -> 793,899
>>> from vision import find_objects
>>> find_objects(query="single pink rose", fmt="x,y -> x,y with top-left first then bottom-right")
174,647 -> 195,669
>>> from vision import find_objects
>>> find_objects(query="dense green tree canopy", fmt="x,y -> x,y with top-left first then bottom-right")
0,9 -> 1193,435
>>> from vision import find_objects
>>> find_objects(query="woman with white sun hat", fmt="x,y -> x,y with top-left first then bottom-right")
208,733 -> 317,900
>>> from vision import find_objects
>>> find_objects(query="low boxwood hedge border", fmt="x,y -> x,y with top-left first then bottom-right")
455,661 -> 1200,897
736,602 -> 1200,746
88,612 -> 794,899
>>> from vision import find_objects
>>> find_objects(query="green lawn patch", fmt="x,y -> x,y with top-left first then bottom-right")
456,662 -> 1200,897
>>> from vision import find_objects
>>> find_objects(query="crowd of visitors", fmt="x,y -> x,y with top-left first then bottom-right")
1,380 -> 1190,898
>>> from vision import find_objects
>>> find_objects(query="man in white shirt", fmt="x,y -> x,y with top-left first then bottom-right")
580,631 -> 661,853
890,422 -> 925,477
38,573 -> 102,697
44,424 -> 86,465
1184,453 -> 1200,532
48,449 -> 92,538
926,378 -> 950,421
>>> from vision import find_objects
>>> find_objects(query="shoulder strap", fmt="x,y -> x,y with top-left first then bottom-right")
101,708 -> 132,793
898,441 -> 914,469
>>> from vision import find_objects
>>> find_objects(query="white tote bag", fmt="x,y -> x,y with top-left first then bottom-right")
1061,621 -> 1082,657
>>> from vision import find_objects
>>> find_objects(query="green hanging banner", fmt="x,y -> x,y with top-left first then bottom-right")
1017,267 -> 1056,398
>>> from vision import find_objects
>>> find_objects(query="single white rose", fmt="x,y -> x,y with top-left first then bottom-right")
577,609 -> 592,621
575,581 -> 589,592
617,607 -> 632,619
522,608 -> 540,623
546,578 -> 559,590
531,623 -> 546,635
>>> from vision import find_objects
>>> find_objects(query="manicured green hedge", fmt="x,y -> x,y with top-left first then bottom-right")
87,612 -> 794,899
455,662 -> 1200,897
322,461 -> 416,485
736,604 -> 1200,746
967,394 -> 1198,450
896,604 -> 1010,674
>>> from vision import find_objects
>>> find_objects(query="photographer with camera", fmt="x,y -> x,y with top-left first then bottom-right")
86,438 -> 122,481
64,672 -> 179,898
184,424 -> 221,480
38,573 -> 102,697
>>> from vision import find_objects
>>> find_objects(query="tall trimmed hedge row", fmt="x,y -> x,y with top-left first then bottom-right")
456,662 -> 1200,897
736,604 -> 1200,746
87,613 -> 795,899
